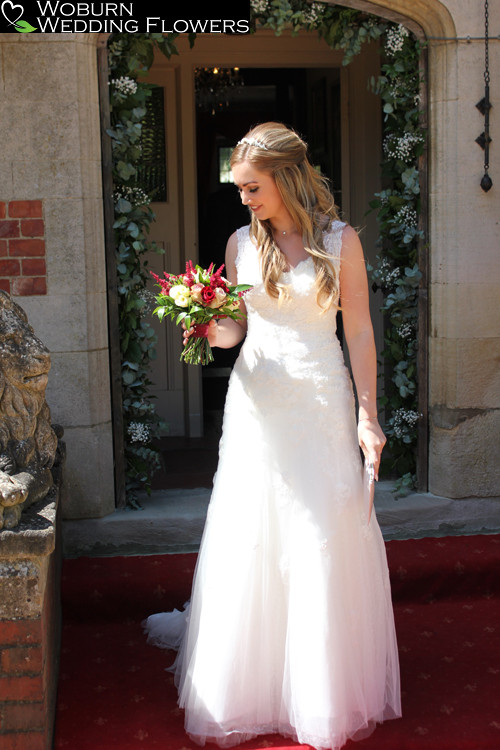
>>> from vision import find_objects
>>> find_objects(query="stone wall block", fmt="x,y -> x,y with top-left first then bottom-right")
44,198 -> 87,292
0,103 -> 32,159
32,101 -> 81,163
44,349 -> 111,429
431,282 -> 500,339
429,408 -> 500,498
75,45 -> 103,144
61,423 -> 115,519
12,159 -> 84,201
429,337 -> 457,407
429,190 -> 500,285
82,196 -> 107,294
18,290 -> 108,353
455,338 -> 500,409
0,558 -> 49,620
2,40 -> 77,104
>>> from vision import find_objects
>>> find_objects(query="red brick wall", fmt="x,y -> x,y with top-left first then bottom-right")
0,200 -> 47,296
0,539 -> 61,750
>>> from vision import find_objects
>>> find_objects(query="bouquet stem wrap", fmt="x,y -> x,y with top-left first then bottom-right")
183,322 -> 213,365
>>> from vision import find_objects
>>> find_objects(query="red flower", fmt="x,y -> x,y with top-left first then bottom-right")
210,277 -> 229,292
201,286 -> 216,305
209,263 -> 229,292
150,270 -> 172,294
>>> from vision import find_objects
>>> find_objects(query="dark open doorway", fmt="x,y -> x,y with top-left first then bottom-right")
195,66 -> 342,437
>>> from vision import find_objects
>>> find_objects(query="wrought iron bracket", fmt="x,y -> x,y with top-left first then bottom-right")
477,0 -> 492,191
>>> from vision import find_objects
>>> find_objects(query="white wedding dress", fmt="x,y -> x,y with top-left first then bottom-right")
144,221 -> 401,749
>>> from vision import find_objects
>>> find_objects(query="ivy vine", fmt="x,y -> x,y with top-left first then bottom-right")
106,5 -> 426,501
251,1 -> 425,492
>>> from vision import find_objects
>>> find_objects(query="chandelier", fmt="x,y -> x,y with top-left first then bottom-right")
194,67 -> 244,115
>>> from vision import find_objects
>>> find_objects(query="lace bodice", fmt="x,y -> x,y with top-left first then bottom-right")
234,220 -> 346,369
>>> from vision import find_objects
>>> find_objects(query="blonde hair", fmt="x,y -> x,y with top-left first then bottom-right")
231,122 -> 341,311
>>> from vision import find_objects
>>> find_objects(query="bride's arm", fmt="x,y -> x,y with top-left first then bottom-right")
183,232 -> 247,350
339,225 -> 386,478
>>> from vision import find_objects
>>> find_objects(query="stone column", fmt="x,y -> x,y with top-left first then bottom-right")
0,35 -> 115,518
427,1 -> 500,497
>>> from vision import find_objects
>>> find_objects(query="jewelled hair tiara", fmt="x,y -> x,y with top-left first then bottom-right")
237,137 -> 269,150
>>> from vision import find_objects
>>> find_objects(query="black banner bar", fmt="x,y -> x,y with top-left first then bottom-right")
0,1 -> 251,34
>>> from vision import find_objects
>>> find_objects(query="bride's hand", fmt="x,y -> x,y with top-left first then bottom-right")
357,419 -> 386,480
182,319 -> 218,347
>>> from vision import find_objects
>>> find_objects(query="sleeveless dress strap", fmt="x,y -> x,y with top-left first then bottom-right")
323,220 -> 346,260
235,225 -> 251,269
235,225 -> 262,285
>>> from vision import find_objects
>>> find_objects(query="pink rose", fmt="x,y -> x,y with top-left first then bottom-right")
190,283 -> 204,303
208,287 -> 228,309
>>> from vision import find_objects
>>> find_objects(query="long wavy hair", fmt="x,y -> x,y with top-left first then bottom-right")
230,122 -> 341,311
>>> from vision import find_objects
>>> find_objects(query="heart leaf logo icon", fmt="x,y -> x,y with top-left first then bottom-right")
1,1 -> 23,24
1,0 -> 37,32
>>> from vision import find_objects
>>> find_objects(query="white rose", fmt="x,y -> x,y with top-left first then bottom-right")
170,284 -> 191,308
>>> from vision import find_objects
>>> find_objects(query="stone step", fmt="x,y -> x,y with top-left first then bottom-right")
61,482 -> 500,558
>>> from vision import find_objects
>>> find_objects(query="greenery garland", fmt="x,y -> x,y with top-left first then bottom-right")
367,23 -> 425,492
107,34 -> 184,504
106,4 -> 425,503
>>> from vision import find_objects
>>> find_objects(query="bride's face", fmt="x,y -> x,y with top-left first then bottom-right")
232,161 -> 285,223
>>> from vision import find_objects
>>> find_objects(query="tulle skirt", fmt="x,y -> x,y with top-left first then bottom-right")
144,355 -> 401,749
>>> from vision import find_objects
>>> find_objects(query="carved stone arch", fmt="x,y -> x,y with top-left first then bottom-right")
94,0 -> 456,42
331,0 -> 456,38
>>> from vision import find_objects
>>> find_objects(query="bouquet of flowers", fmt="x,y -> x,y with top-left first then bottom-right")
151,261 -> 251,365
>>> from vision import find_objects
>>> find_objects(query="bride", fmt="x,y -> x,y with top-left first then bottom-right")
144,122 -> 401,750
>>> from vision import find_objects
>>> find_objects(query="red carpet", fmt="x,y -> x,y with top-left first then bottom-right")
54,534 -> 500,749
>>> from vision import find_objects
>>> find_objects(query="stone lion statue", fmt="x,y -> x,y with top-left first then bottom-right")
0,291 -> 60,530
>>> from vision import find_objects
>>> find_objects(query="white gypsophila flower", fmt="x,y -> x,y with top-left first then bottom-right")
388,75 -> 418,100
392,408 -> 420,438
136,289 -> 156,315
397,323 -> 414,340
377,258 -> 400,287
394,205 -> 418,228
251,0 -> 269,14
114,186 -> 151,206
303,2 -> 324,25
127,421 -> 151,443
385,24 -> 410,55
383,133 -> 423,163
111,76 -> 138,97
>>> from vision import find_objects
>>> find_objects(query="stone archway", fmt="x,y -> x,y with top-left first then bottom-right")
96,1 -> 454,499
99,0 -> 499,502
